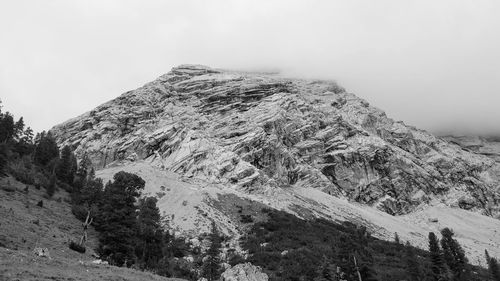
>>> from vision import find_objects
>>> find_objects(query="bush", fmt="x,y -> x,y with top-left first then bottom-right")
58,181 -> 73,193
9,164 -> 35,185
37,200 -> 43,207
69,241 -> 86,253
71,204 -> 89,221
240,214 -> 254,223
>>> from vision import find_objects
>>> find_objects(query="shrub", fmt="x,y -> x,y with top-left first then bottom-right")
69,241 -> 86,253
71,204 -> 89,221
240,214 -> 254,223
58,181 -> 73,193
36,200 -> 43,207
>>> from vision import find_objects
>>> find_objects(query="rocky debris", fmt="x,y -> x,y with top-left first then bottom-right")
220,263 -> 269,281
50,64 -> 500,219
33,247 -> 51,259
91,259 -> 109,265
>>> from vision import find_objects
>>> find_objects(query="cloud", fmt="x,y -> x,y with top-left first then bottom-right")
1,0 -> 499,135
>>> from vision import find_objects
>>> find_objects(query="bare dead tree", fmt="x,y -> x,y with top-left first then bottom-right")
79,210 -> 93,247
353,256 -> 363,281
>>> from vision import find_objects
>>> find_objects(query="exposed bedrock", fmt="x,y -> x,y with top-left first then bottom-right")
51,65 -> 500,218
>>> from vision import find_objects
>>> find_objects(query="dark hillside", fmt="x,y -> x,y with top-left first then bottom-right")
242,209 -> 490,281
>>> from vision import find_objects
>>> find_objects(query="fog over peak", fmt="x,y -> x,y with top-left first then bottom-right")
1,0 -> 499,135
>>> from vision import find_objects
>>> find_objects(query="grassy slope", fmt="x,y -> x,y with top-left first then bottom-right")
0,176 -> 184,281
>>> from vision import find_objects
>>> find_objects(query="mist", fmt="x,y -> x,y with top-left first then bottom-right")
1,0 -> 499,135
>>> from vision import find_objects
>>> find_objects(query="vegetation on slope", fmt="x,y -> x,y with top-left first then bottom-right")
241,208 -> 493,281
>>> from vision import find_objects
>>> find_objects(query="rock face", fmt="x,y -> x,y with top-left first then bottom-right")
220,263 -> 268,281
51,64 -> 500,218
443,135 -> 500,163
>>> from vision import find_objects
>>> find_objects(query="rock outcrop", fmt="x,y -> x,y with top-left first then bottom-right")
51,64 -> 500,218
220,263 -> 268,281
443,135 -> 500,163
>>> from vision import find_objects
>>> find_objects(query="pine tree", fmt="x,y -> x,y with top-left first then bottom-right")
13,117 -> 25,140
73,153 -> 91,191
56,145 -> 77,184
394,232 -> 400,244
336,234 -> 357,280
440,228 -> 469,281
135,197 -> 164,270
405,241 -> 422,281
0,112 -> 15,143
202,222 -> 223,281
359,264 -> 378,281
34,132 -> 59,167
486,250 -> 500,281
429,232 -> 446,281
314,256 -> 337,281
96,171 -> 145,266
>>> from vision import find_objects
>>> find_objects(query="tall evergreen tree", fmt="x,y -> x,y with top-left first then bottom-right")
314,256 -> 337,281
359,264 -> 378,281
202,222 -> 223,281
13,117 -> 24,140
96,171 -> 145,266
34,132 -> 59,167
405,241 -> 422,281
0,143 -> 7,177
135,197 -> 164,270
336,234 -> 357,280
440,228 -> 469,281
0,111 -> 15,143
485,250 -> 500,281
56,145 -> 77,185
429,232 -> 447,281
73,153 -> 91,191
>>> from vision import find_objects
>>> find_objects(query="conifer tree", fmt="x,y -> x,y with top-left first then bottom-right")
0,143 -> 7,177
0,111 -> 15,143
440,228 -> 469,281
56,145 -> 77,184
336,234 -> 357,280
429,232 -> 447,281
135,197 -> 164,270
34,132 -> 59,167
13,117 -> 24,139
485,250 -> 500,281
405,241 -> 422,281
73,153 -> 91,191
394,232 -> 400,244
202,222 -> 223,281
96,171 -> 145,266
359,264 -> 379,281
314,256 -> 337,281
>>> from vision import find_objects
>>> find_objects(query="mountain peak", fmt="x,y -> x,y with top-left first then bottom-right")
51,65 -> 500,264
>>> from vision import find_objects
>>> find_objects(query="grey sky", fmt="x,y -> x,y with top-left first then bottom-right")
1,0 -> 499,134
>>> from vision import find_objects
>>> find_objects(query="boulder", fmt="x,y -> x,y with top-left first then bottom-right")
33,247 -> 51,259
220,263 -> 269,281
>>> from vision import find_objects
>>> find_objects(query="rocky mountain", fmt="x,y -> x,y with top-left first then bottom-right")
51,65 -> 500,264
442,135 -> 500,163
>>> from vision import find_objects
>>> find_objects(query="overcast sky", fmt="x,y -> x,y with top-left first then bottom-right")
1,0 -> 499,135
